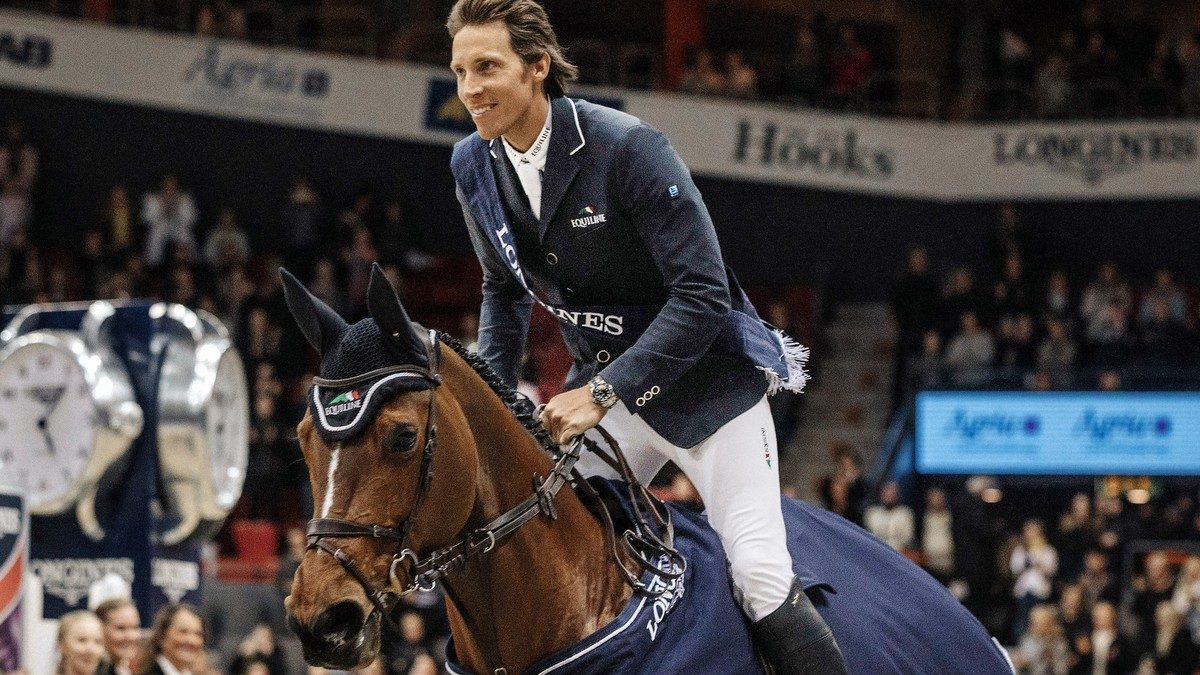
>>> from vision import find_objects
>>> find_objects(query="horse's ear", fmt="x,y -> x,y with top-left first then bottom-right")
367,263 -> 428,365
280,267 -> 349,356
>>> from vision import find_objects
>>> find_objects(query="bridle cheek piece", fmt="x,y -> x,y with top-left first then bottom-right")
303,329 -> 586,634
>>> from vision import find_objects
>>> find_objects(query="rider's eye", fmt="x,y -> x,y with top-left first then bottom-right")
387,425 -> 419,454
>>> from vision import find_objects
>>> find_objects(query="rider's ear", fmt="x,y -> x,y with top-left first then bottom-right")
367,263 -> 429,366
280,267 -> 349,357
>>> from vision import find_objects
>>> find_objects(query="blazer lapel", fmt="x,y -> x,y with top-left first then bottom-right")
538,97 -> 583,239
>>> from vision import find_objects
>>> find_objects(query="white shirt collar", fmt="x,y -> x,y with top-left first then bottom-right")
156,655 -> 190,675
501,100 -> 552,173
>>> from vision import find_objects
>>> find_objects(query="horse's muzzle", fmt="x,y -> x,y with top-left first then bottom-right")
287,601 -> 381,669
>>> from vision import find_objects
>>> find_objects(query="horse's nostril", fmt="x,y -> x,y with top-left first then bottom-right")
311,601 -> 365,645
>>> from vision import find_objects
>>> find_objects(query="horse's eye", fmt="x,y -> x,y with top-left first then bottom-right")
387,425 -> 419,454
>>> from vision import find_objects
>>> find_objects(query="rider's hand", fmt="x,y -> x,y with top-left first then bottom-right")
539,385 -> 607,445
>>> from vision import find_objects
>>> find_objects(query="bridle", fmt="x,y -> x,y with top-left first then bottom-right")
303,329 -> 683,637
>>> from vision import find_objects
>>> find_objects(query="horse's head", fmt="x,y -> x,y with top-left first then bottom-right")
280,264 -> 478,668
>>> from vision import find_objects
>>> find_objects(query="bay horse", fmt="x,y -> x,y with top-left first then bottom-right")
281,264 -> 1016,674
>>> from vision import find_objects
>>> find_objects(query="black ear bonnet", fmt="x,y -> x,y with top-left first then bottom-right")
281,264 -> 441,441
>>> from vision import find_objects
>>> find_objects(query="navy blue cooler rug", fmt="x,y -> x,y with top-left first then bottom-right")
447,479 -> 1014,674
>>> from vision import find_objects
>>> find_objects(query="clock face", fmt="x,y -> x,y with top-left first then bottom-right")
204,348 -> 248,510
0,342 -> 98,510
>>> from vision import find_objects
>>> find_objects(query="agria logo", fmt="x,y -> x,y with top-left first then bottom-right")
946,410 -> 1040,440
1074,409 -> 1172,441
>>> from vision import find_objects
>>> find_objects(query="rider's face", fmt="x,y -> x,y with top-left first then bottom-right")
451,21 -> 548,144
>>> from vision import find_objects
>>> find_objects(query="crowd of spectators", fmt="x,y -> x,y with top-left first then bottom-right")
890,204 -> 1200,403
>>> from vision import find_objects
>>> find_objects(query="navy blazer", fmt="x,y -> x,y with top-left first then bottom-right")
452,97 -> 803,448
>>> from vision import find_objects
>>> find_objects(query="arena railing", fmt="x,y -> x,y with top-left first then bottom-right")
855,69 -> 940,119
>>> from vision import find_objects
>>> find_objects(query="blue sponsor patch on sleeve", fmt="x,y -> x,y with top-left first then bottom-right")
668,184 -> 680,198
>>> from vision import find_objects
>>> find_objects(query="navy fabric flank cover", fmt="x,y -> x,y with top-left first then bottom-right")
446,479 -> 1013,675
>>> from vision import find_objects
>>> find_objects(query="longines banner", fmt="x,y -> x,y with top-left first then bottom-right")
2,8 -> 1199,201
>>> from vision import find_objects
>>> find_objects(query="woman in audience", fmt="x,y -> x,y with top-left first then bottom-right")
94,598 -> 140,675
1010,519 -> 1059,640
137,603 -> 206,675
1151,601 -> 1198,675
56,610 -> 106,675
1012,604 -> 1071,675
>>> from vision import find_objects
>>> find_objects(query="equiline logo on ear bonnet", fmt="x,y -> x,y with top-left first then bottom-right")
281,264 -> 440,441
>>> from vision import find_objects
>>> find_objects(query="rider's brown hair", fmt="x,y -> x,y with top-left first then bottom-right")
446,0 -> 578,98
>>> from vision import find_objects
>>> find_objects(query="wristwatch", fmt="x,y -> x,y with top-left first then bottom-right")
588,376 -> 618,409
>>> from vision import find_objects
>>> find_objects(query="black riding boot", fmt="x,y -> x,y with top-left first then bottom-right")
750,577 -> 848,675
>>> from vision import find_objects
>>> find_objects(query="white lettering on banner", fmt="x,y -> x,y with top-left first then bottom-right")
0,507 -> 19,535
152,559 -> 200,603
993,129 -> 1198,186
30,558 -> 134,606
2,9 -> 1200,200
734,120 -> 895,179
645,556 -> 686,641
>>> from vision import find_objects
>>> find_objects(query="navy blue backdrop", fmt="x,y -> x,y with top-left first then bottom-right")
4,86 -> 1199,300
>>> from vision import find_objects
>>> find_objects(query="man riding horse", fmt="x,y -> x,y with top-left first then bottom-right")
447,0 -> 839,671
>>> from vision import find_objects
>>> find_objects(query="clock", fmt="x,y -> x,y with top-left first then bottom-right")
153,304 -> 249,545
0,301 -> 144,540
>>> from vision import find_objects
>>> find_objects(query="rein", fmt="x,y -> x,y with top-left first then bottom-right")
303,330 -> 684,638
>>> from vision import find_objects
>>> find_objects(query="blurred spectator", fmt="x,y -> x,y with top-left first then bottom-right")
306,258 -> 347,316
275,527 -> 305,602
95,597 -> 140,675
1150,602 -> 1198,675
1177,33 -> 1200,113
1036,317 -> 1077,389
376,197 -> 414,270
1040,271 -> 1076,331
816,444 -> 866,527
1077,601 -> 1139,675
722,51 -> 759,99
865,481 -> 915,552
764,300 -> 804,449
194,0 -> 247,39
341,225 -> 380,318
229,624 -> 286,675
1140,298 -> 1191,367
1057,584 -> 1089,661
1036,52 -> 1075,118
989,204 -> 1033,275
1010,519 -> 1059,639
1080,548 -> 1117,607
997,313 -> 1037,374
1130,552 -> 1178,647
782,24 -> 824,104
678,47 -> 726,96
890,247 -> 939,358
906,330 -> 945,393
1054,493 -> 1096,582
0,182 -> 29,247
1095,370 -> 1122,392
79,229 -> 113,300
100,184 -> 137,256
459,310 -> 480,353
1139,268 -> 1188,326
138,603 -> 206,674
141,174 -> 198,269
203,207 -> 251,273
1080,263 -> 1131,332
998,28 -> 1033,84
944,311 -> 996,386
935,267 -> 985,341
995,254 -> 1035,319
1012,604 -> 1070,675
1173,556 -> 1200,643
280,176 -> 324,278
826,24 -> 873,104
1086,301 -> 1135,369
921,487 -> 955,582
0,120 -> 38,193
56,610 -> 105,675
238,306 -> 281,376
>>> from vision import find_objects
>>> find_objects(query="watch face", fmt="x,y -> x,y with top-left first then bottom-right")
0,341 -> 97,510
204,348 -> 248,510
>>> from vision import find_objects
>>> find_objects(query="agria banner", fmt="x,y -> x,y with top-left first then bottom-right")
0,488 -> 27,671
1,8 -> 1199,201
916,391 -> 1200,476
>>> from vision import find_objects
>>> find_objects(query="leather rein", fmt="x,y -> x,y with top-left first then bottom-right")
304,330 -> 685,636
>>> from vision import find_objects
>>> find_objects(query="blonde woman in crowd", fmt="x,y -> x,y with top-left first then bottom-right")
1150,601 -> 1199,675
1171,555 -> 1200,640
94,598 -> 140,675
1010,518 -> 1059,639
56,610 -> 106,675
1012,604 -> 1070,675
136,603 -> 206,675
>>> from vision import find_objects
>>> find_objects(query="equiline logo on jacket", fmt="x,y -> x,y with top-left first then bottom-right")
571,205 -> 607,228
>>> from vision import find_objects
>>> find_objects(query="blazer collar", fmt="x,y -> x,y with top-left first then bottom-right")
484,97 -> 584,239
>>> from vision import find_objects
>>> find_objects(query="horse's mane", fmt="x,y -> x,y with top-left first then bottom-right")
437,333 -> 558,456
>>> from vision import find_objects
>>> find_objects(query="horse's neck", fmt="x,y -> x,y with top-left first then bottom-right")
440,349 -> 632,673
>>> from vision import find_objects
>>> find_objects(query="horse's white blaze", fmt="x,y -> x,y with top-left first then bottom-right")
321,442 -> 342,518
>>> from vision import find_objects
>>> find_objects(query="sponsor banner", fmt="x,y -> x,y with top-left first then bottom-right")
916,391 -> 1200,476
0,489 -> 26,671
1,9 -> 1198,200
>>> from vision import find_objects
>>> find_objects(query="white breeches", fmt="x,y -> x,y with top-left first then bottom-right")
577,396 -> 794,621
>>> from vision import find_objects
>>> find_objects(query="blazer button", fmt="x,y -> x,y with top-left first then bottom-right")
546,253 -> 558,265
